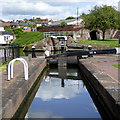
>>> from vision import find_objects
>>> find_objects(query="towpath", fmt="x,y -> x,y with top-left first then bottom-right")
1,56 -> 46,118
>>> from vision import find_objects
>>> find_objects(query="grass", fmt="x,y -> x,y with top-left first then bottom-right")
78,39 -> 120,47
112,64 -> 120,69
12,31 -> 44,46
0,61 -> 20,73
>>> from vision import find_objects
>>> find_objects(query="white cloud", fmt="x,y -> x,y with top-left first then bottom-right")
35,77 -> 84,101
1,0 -> 119,21
0,0 -> 2,18
25,110 -> 63,118
96,0 -> 119,7
25,0 -> 97,3
3,1 -> 67,15
2,0 -> 69,20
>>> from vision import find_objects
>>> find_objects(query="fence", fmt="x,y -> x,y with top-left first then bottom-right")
0,45 -> 20,63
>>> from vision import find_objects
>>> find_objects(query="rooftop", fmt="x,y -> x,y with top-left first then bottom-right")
0,31 -> 13,35
49,18 -> 83,26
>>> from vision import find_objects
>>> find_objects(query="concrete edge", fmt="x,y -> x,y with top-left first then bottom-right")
2,60 -> 47,118
79,60 -> 120,120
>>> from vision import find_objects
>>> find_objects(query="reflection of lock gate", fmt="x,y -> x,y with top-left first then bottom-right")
8,58 -> 28,80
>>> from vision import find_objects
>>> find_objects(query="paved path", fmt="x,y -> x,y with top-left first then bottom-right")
2,56 -> 45,89
88,55 -> 119,83
80,55 -> 120,102
1,56 -> 46,118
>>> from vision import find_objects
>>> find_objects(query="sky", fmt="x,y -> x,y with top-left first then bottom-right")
1,0 -> 119,21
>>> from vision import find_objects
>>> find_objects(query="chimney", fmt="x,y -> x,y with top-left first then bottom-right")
33,17 -> 35,22
46,18 -> 49,23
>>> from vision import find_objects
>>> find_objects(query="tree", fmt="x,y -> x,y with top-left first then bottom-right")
4,26 -> 23,38
13,28 -> 23,37
60,21 -> 67,27
28,24 -> 37,28
35,17 -> 41,21
82,5 -> 119,40
23,18 -> 28,22
29,19 -> 34,22
66,16 -> 76,20
41,23 -> 46,27
4,26 -> 15,36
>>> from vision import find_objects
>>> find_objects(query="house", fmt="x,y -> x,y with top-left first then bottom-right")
0,26 -> 14,44
10,22 -> 28,29
36,18 -> 49,27
0,19 -> 10,26
10,20 -> 37,32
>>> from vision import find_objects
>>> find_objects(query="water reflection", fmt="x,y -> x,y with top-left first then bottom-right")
25,67 -> 101,119
35,77 -> 84,101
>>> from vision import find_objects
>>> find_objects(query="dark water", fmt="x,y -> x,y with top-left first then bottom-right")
25,67 -> 102,119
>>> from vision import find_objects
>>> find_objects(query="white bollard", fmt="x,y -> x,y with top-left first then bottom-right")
45,50 -> 50,56
8,58 -> 28,81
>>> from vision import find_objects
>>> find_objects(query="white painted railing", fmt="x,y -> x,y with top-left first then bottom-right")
8,58 -> 28,80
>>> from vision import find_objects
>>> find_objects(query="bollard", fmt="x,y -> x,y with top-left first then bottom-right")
32,45 -> 36,58
88,44 -> 93,57
61,42 -> 64,53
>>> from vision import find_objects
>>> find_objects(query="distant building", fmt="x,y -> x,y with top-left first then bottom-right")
10,22 -> 28,29
48,18 -> 82,26
36,18 -> 49,27
10,20 -> 37,32
0,19 -> 10,26
0,26 -> 14,44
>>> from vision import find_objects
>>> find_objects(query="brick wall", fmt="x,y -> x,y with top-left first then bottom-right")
2,22 -> 10,26
38,25 -> 82,32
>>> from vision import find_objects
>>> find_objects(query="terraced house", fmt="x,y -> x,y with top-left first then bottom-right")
0,25 -> 14,45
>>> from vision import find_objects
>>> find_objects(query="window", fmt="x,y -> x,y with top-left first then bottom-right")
4,36 -> 10,41
23,27 -> 27,30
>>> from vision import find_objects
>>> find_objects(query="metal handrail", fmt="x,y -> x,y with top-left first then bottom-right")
8,58 -> 28,80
